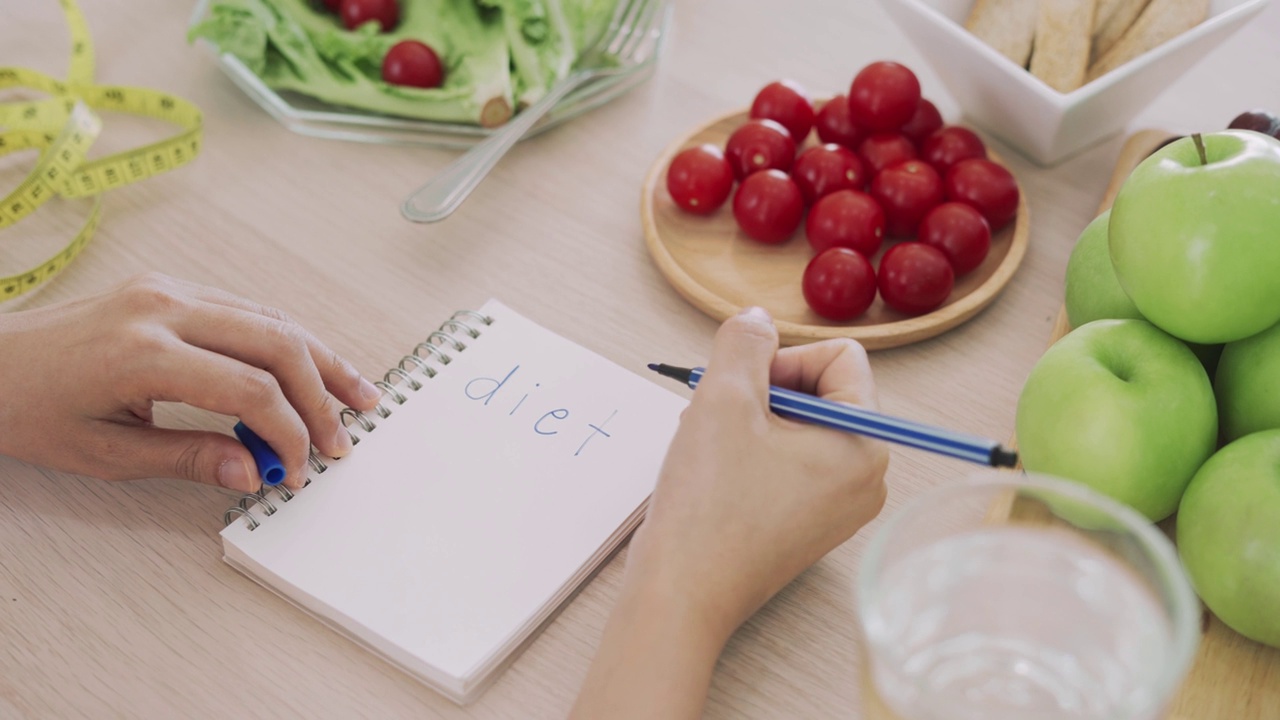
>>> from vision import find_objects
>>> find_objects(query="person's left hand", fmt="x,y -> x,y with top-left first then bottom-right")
0,273 -> 381,492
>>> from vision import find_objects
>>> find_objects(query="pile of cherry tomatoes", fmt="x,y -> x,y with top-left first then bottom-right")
317,0 -> 446,89
665,61 -> 1020,321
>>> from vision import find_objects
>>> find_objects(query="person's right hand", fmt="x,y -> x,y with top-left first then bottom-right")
0,273 -> 382,493
571,307 -> 890,720
629,306 -> 891,641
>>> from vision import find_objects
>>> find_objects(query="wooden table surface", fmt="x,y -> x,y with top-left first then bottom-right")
2,1 -> 1278,717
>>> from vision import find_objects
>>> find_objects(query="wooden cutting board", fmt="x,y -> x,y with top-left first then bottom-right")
1047,129 -> 1280,720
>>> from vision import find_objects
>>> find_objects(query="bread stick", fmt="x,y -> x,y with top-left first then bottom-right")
1029,0 -> 1099,93
1092,0 -> 1153,63
1086,0 -> 1209,82
965,0 -> 1040,67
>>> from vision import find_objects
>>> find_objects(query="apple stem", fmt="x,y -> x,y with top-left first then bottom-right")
1192,133 -> 1208,166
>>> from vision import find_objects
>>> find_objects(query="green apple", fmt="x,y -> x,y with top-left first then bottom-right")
1063,210 -> 1223,372
1177,430 -> 1280,649
1063,213 -> 1223,374
1016,319 -> 1217,521
1065,210 -> 1143,329
1109,131 -> 1280,344
1215,320 -> 1280,442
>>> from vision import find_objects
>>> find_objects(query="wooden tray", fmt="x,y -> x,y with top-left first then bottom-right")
1041,129 -> 1280,720
640,105 -> 1030,349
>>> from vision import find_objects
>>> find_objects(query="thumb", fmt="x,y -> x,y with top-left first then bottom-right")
94,424 -> 263,493
698,306 -> 779,412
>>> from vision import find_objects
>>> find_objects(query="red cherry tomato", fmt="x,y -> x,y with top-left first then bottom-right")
321,0 -> 342,11
921,126 -> 987,175
917,202 -> 991,275
815,94 -> 864,148
750,80 -> 815,144
802,248 -> 878,321
806,190 -> 884,257
857,132 -> 917,176
791,144 -> 866,204
878,242 -> 954,315
944,158 -> 1020,232
870,159 -> 943,238
724,119 -> 796,180
340,0 -> 398,31
666,145 -> 734,215
732,170 -> 804,244
382,40 -> 444,89
900,99 -> 943,147
848,61 -> 921,132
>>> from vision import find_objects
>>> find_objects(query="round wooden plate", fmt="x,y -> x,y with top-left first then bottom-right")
640,105 -> 1031,349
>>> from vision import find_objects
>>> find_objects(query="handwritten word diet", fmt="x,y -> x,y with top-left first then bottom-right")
464,365 -> 616,457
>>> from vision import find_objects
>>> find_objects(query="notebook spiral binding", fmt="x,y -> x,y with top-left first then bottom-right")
220,309 -> 494,531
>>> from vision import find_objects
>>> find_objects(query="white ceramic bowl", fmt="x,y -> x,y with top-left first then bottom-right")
878,0 -> 1271,165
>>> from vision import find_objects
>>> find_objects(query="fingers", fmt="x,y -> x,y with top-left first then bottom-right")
90,424 -> 263,492
696,307 -> 779,413
143,343 -> 313,489
770,338 -> 879,410
197,288 -> 381,413
129,274 -> 381,413
176,301 -> 364,459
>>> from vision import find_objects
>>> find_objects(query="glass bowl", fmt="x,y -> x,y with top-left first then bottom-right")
186,0 -> 669,148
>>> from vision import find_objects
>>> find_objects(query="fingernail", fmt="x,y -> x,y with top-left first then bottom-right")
217,459 -> 252,491
332,425 -> 354,457
739,306 -> 771,321
359,377 -> 382,403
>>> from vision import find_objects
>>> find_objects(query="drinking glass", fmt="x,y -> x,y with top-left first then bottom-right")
857,471 -> 1200,720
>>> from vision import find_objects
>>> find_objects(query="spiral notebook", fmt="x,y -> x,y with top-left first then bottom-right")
219,300 -> 686,704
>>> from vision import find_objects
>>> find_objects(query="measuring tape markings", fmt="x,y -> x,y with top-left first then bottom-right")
0,0 -> 204,301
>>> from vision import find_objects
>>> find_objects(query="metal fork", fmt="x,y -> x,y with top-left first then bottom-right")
401,0 -> 667,223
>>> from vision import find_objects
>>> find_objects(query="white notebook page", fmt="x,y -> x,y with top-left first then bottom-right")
221,300 -> 686,692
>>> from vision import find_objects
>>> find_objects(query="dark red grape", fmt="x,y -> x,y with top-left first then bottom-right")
1227,110 -> 1280,140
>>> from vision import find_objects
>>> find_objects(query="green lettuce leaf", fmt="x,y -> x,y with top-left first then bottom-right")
188,2 -> 271,74
561,0 -> 617,55
191,0 -> 514,125
189,0 -> 621,125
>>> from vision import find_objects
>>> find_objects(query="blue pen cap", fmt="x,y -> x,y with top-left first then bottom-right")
233,421 -> 287,486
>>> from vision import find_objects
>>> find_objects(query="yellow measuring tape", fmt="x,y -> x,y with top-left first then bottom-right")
0,0 -> 203,301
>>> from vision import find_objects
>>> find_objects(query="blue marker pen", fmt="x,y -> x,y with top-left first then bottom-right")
648,364 -> 1018,468
233,421 -> 287,486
